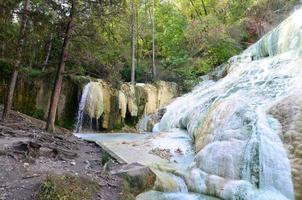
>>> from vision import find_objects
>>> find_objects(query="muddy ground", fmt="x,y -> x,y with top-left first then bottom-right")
0,105 -> 123,200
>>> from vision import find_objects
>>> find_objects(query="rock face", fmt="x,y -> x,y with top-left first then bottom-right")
84,82 -> 104,119
137,108 -> 166,132
75,80 -> 178,132
0,75 -> 178,131
268,94 -> 302,200
0,75 -> 81,129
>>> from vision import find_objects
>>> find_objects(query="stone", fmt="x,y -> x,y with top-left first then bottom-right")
118,91 -> 127,119
153,170 -> 182,192
112,163 -> 156,196
23,163 -> 30,168
137,108 -> 166,132
268,94 -> 302,200
84,82 -> 104,119
0,73 -> 178,132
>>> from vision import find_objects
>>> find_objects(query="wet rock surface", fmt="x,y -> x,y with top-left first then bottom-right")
0,76 -> 178,132
150,8 -> 302,200
268,95 -> 302,200
78,81 -> 178,132
111,163 -> 156,198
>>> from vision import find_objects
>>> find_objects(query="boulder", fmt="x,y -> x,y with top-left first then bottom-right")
111,163 -> 156,197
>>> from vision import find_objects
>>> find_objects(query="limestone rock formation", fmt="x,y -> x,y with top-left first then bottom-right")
112,163 -> 156,197
268,94 -> 302,200
151,7 -> 302,200
0,75 -> 178,132
84,82 -> 104,119
75,80 -> 178,132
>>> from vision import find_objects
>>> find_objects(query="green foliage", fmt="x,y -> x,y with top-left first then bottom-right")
206,39 -> 240,66
0,59 -> 12,78
32,109 -> 45,120
101,151 -> 111,165
20,67 -> 45,78
156,3 -> 188,67
121,180 -> 136,200
36,174 -> 97,200
1,0 -> 299,93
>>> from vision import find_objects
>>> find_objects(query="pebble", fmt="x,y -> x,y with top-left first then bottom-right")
23,163 -> 29,168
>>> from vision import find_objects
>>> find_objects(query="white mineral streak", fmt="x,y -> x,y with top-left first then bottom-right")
150,7 -> 302,200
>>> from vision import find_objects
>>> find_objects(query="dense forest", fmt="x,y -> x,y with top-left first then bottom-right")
1,0 -> 299,87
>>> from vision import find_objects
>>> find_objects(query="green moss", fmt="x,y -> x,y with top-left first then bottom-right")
67,75 -> 91,89
13,77 -> 39,116
101,151 -> 111,165
120,168 -> 156,200
20,67 -> 45,78
36,174 -> 97,200
58,80 -> 79,130
0,59 -> 12,78
135,86 -> 147,117
32,109 -> 45,120
121,180 -> 136,200
108,92 -> 123,130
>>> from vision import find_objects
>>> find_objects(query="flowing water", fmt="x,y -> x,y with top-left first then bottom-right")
75,83 -> 91,133
75,8 -> 302,200
141,7 -> 302,200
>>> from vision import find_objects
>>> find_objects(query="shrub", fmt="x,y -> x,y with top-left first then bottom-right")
36,174 -> 97,200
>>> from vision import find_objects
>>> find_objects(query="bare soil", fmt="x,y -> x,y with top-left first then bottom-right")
0,105 -> 122,200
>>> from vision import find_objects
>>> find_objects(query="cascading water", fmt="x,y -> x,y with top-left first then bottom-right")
75,83 -> 91,133
74,81 -> 106,132
138,7 -> 302,200
137,115 -> 151,132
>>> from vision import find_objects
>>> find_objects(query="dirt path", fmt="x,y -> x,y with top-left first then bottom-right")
0,105 -> 122,200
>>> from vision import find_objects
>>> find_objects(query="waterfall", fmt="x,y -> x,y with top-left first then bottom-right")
148,7 -> 302,200
75,83 -> 91,133
172,175 -> 188,193
137,115 -> 151,132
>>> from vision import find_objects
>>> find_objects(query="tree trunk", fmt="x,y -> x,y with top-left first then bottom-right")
136,1 -> 139,75
2,0 -> 30,120
130,0 -> 136,85
2,70 -> 18,120
1,44 -> 4,58
46,5 -> 74,133
152,0 -> 156,81
42,33 -> 53,71
201,0 -> 208,16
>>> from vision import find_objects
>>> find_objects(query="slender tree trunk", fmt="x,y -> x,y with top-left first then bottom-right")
189,0 -> 202,20
1,44 -> 4,58
2,0 -> 30,120
136,0 -> 139,75
42,33 -> 53,71
46,4 -> 74,133
29,42 -> 35,68
130,0 -> 136,85
152,0 -> 156,81
201,0 -> 208,16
